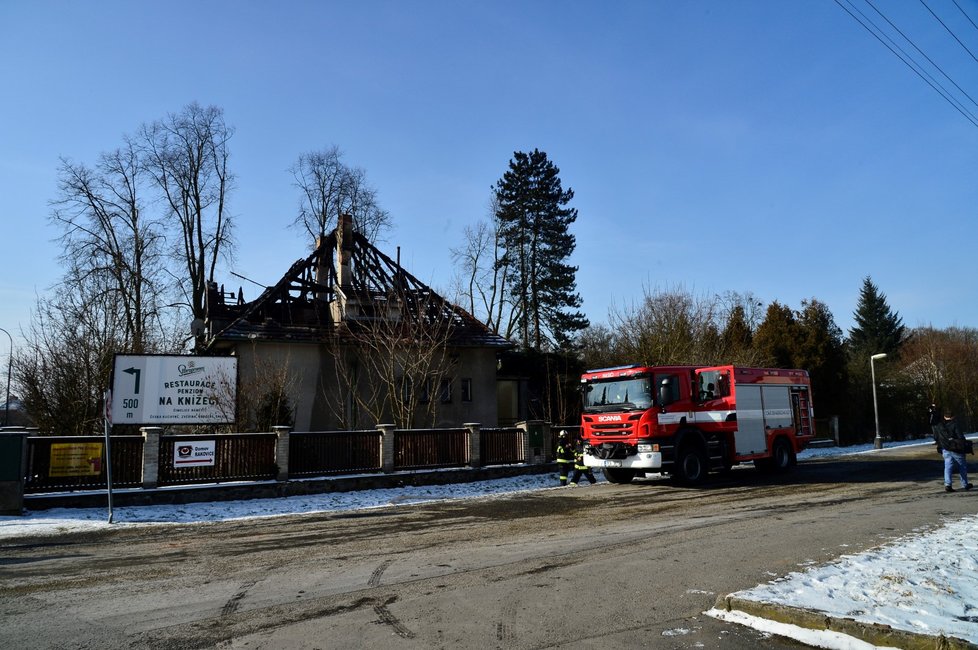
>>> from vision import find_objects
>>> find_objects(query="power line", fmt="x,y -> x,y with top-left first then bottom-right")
867,0 -> 978,112
833,0 -> 978,129
920,0 -> 978,63
951,0 -> 978,37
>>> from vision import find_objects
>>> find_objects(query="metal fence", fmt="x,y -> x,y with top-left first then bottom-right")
21,425 -> 545,494
289,430 -> 383,476
480,427 -> 524,465
395,428 -> 468,470
158,433 -> 278,486
24,436 -> 144,492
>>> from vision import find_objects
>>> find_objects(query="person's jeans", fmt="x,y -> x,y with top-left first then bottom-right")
943,449 -> 969,487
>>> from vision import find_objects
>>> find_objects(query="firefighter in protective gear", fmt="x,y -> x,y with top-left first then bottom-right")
556,430 -> 575,486
570,438 -> 597,485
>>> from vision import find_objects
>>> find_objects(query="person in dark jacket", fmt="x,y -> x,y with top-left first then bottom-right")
936,411 -> 973,492
556,430 -> 575,486
569,438 -> 597,486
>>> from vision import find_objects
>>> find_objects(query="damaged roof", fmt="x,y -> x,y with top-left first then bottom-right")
204,224 -> 512,350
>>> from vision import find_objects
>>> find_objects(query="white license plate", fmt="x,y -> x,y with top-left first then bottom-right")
603,460 -> 622,468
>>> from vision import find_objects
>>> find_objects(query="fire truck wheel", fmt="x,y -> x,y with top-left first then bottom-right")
673,444 -> 708,486
755,438 -> 795,473
771,438 -> 795,470
603,468 -> 636,484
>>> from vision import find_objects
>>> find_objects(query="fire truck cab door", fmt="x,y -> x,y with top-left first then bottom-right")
735,385 -> 767,455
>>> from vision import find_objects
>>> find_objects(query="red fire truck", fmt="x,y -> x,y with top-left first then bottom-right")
580,364 -> 814,484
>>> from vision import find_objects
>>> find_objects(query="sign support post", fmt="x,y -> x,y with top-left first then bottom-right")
104,389 -> 114,524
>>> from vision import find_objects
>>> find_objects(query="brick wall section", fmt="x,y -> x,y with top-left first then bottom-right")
377,423 -> 396,473
140,427 -> 162,489
465,423 -> 481,468
273,426 -> 290,481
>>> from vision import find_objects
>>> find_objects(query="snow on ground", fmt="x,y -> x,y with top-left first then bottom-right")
707,513 -> 978,646
2,437 -> 976,648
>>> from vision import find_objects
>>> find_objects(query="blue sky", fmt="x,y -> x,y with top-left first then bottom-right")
1,0 -> 976,352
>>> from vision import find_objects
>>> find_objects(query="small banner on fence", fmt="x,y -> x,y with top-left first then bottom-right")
173,441 -> 216,467
50,443 -> 103,477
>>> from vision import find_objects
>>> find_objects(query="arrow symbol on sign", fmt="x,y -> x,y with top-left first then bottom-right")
123,367 -> 141,395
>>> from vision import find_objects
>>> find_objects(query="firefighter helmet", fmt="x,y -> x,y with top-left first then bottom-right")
558,429 -> 569,439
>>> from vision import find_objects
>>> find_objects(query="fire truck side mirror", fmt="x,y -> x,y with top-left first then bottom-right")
658,379 -> 673,409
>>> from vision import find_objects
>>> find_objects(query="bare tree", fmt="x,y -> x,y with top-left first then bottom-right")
607,285 -> 720,365
901,327 -> 949,404
206,346 -> 297,433
140,103 -> 235,349
19,103 -> 237,435
589,285 -> 775,367
15,279 -> 124,435
291,146 -> 391,245
322,292 -> 457,429
51,140 -> 168,352
450,196 -> 518,339
716,290 -> 766,332
716,291 -> 767,365
575,323 -> 618,370
902,327 -> 978,428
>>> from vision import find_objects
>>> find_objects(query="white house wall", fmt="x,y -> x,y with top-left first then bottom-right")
233,342 -> 500,431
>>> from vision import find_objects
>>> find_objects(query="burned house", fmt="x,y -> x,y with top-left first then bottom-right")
204,215 -> 512,431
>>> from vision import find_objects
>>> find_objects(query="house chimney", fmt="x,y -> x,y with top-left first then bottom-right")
336,213 -> 354,290
314,235 -> 327,293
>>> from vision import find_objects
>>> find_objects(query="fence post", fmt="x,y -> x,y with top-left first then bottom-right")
465,423 -> 481,468
140,427 -> 163,489
272,426 -> 291,481
377,423 -> 396,473
516,421 -> 529,464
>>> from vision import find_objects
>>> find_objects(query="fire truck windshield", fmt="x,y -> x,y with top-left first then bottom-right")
582,376 -> 652,412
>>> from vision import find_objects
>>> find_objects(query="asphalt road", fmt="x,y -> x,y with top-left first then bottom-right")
1,442 -> 972,650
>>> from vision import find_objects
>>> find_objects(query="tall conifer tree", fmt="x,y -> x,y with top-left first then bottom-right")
493,149 -> 588,350
848,276 -> 907,356
796,298 -> 848,419
753,302 -> 801,368
720,305 -> 753,359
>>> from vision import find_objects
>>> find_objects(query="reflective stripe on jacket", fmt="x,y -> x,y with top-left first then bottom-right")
574,450 -> 588,471
556,443 -> 575,464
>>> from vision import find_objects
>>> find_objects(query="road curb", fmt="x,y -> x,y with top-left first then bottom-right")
713,594 -> 977,649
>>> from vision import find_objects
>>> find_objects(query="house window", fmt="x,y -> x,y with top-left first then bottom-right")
439,378 -> 452,404
461,378 -> 472,402
346,391 -> 359,428
419,378 -> 433,404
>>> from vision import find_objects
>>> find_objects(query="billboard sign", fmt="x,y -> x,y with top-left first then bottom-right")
111,355 -> 237,425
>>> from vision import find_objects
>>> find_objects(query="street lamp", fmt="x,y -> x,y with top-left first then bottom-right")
871,353 -> 887,449
0,327 -> 11,427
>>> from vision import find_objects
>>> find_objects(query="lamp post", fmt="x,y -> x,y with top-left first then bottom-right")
0,327 -> 11,427
871,353 -> 887,449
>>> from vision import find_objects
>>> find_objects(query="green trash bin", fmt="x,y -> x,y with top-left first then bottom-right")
520,420 -> 550,463
0,432 -> 28,515
526,421 -> 544,448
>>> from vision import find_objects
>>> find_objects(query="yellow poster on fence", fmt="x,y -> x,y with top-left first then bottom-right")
50,443 -> 103,477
